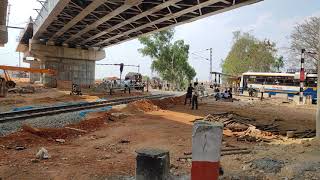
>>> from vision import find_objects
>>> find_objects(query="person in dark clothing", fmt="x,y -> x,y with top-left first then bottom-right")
192,83 -> 199,110
185,83 -> 193,105
248,85 -> 254,100
228,88 -> 233,99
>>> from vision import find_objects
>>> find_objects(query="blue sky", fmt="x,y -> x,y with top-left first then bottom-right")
1,0 -> 320,80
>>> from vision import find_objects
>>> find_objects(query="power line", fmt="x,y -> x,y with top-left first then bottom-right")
190,52 -> 209,61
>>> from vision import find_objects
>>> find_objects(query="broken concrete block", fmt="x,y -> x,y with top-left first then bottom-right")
111,113 -> 128,119
36,147 -> 50,160
55,139 -> 66,143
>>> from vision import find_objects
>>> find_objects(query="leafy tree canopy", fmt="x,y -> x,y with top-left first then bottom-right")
138,29 -> 196,89
272,56 -> 285,72
222,31 -> 277,76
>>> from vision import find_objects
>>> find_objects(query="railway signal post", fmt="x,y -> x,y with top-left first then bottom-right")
300,49 -> 305,104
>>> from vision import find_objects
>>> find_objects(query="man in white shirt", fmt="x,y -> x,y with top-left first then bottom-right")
192,83 -> 199,110
199,83 -> 205,101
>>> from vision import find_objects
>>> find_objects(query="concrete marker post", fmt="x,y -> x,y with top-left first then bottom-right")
191,121 -> 223,180
136,148 -> 170,180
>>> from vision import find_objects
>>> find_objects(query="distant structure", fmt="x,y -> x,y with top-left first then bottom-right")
16,0 -> 262,87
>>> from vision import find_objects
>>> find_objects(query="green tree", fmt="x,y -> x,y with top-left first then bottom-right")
222,31 -> 277,76
273,56 -> 284,72
138,29 -> 196,89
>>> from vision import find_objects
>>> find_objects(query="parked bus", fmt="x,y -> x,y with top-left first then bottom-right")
240,72 -> 317,101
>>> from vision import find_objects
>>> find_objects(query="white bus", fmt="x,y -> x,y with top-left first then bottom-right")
240,72 -> 317,100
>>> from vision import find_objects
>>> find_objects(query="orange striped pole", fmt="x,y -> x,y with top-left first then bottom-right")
191,121 -> 223,180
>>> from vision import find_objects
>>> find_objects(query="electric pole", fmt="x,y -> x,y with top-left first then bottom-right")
190,48 -> 213,83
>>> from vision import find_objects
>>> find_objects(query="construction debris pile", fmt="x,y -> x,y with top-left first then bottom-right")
194,112 -> 277,142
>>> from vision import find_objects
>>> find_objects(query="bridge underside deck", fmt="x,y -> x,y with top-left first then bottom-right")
32,0 -> 260,49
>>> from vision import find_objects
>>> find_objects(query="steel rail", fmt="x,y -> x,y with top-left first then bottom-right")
0,94 -> 172,123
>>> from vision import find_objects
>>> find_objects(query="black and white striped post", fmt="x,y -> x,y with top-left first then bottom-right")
300,49 -> 306,104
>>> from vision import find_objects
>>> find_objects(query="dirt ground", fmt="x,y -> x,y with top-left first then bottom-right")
0,95 -> 319,179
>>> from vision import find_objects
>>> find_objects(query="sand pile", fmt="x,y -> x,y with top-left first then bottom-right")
151,95 -> 185,109
127,99 -> 160,112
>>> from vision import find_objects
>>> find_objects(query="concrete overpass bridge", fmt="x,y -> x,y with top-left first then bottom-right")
16,0 -> 261,87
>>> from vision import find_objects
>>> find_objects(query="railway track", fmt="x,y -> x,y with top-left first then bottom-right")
0,94 -> 173,123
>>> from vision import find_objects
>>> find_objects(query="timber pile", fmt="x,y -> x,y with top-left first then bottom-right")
177,147 -> 252,161
200,112 -> 255,132
294,129 -> 316,138
192,112 -> 277,142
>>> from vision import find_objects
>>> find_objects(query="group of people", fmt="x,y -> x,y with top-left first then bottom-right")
214,88 -> 233,101
184,82 -> 205,110
248,84 -> 265,100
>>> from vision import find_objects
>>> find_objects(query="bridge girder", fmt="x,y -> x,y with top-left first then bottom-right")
28,0 -> 261,49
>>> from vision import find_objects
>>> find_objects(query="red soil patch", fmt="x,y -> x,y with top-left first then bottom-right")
124,95 -> 186,112
151,95 -> 186,109
68,114 -> 109,131
0,96 -> 184,147
0,113 -> 113,148
126,99 -> 160,112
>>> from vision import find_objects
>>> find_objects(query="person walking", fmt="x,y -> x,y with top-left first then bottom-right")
260,83 -> 265,101
185,83 -> 193,105
192,83 -> 199,110
248,85 -> 254,100
228,87 -> 233,99
199,83 -> 205,101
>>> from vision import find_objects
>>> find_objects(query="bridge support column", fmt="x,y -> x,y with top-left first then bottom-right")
24,43 -> 105,88
28,61 -> 41,83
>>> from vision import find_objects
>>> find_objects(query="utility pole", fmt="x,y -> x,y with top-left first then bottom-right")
191,48 -> 213,83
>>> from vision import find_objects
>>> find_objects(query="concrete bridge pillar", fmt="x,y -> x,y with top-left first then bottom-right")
22,43 -> 105,88
0,0 -> 8,47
